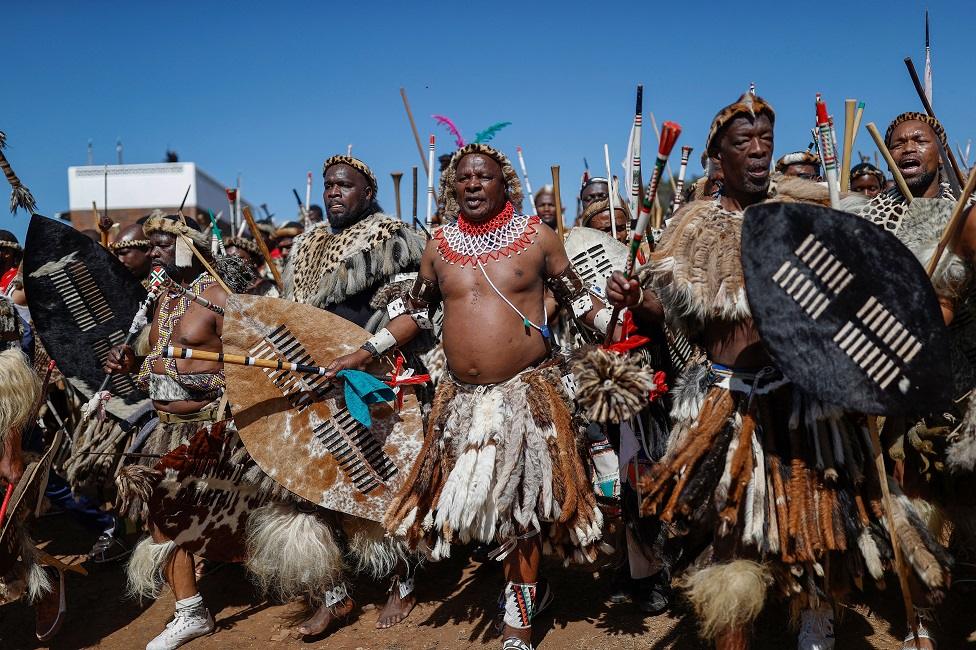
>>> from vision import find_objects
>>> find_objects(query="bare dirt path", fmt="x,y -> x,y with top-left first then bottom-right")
2,515 -> 974,649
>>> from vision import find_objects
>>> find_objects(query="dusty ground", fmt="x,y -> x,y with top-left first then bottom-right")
2,514 -> 974,650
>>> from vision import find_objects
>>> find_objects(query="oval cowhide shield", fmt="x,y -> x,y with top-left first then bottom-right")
741,201 -> 950,416
222,294 -> 424,523
23,215 -> 148,420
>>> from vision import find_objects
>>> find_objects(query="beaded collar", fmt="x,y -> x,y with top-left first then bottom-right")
435,202 -> 540,267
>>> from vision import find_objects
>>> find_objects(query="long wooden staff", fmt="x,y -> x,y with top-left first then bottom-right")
904,57 -> 965,187
841,99 -> 857,191
163,346 -> 387,380
551,166 -> 565,240
400,87 -> 429,176
242,206 -> 283,290
925,165 -> 976,277
604,121 -> 681,344
866,123 -> 914,203
868,416 -> 919,643
391,172 -> 403,221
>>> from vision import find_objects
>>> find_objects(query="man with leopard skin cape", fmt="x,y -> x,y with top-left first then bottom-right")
607,93 -> 951,650
245,155 -> 427,637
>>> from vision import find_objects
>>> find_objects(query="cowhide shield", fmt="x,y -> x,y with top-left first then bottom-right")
148,421 -> 266,563
223,294 -> 424,523
0,428 -> 63,577
741,202 -> 951,416
23,215 -> 148,420
564,227 -> 630,296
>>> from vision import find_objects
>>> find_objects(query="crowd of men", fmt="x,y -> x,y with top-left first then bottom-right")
0,89 -> 973,650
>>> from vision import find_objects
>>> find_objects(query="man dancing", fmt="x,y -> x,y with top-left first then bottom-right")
246,155 -> 427,637
104,215 -> 251,650
328,144 -> 611,650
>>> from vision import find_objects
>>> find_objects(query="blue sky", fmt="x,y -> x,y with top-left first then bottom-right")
2,0 -> 973,242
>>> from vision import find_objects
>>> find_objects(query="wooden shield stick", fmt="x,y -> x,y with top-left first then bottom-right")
904,57 -> 965,186
841,99 -> 856,191
866,123 -> 913,203
400,87 -> 429,176
242,206 -> 283,290
392,172 -> 403,221
551,165 -> 565,240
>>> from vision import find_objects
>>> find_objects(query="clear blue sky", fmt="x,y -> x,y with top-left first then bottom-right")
2,0 -> 973,242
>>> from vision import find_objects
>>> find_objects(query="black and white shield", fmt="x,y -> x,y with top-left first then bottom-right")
23,215 -> 148,419
741,202 -> 950,416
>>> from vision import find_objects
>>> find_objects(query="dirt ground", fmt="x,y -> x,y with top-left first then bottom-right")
2,514 -> 975,650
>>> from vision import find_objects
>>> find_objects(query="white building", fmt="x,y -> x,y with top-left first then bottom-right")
65,162 -> 252,231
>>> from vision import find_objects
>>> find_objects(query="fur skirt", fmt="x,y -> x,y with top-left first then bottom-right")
385,363 -> 604,563
644,361 -> 952,637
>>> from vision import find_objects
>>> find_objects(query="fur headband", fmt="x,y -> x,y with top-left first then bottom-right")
706,92 -> 776,156
578,198 -> 631,229
438,143 -> 524,219
108,238 -> 150,252
274,225 -> 303,238
850,162 -> 887,186
775,151 -> 820,173
884,112 -> 948,150
143,214 -> 209,248
322,155 -> 378,192
0,240 -> 22,252
225,236 -> 261,257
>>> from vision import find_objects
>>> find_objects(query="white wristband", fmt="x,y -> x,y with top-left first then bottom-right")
593,308 -> 614,335
364,327 -> 397,357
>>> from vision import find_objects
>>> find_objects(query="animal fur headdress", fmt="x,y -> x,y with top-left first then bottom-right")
224,236 -> 261,258
274,222 -> 303,239
705,92 -> 776,156
108,230 -> 150,252
578,198 -> 631,229
775,151 -> 820,173
850,162 -> 886,186
885,112 -> 948,150
322,155 -> 378,193
143,212 -> 209,267
437,143 -> 524,218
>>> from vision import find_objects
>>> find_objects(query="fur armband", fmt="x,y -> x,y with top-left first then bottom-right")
361,328 -> 397,358
545,266 -> 588,314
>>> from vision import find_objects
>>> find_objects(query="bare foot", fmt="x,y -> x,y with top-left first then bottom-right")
376,586 -> 416,629
902,635 -> 936,650
297,597 -> 353,637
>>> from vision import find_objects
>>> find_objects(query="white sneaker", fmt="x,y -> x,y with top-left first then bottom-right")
798,607 -> 835,650
146,607 -> 215,650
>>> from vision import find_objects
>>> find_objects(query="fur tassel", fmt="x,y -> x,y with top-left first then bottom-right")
126,537 -> 176,600
344,519 -> 412,580
947,392 -> 976,473
573,347 -> 656,424
214,253 -> 257,294
245,502 -> 346,603
115,464 -> 162,516
857,528 -> 884,581
682,560 -> 772,640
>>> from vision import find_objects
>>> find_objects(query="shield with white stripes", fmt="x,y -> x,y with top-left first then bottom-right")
741,202 -> 950,415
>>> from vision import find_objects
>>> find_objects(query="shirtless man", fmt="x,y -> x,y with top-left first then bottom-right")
104,215 -> 227,650
329,144 -> 612,650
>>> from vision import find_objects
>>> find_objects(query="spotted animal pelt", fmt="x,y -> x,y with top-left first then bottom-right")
282,213 -> 426,308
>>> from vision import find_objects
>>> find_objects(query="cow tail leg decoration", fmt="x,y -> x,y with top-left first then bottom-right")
681,560 -> 773,640
244,502 -> 347,605
126,538 -> 176,600
343,517 -> 414,581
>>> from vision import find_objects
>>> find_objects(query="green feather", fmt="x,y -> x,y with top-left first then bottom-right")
473,121 -> 512,144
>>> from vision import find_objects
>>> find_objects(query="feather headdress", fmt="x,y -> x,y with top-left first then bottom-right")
432,115 -> 465,149
474,122 -> 512,144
